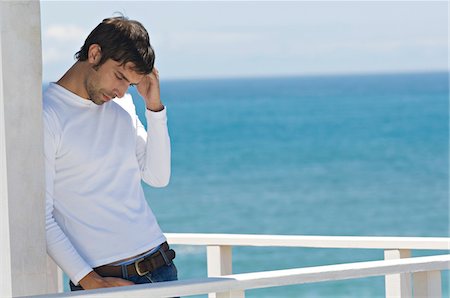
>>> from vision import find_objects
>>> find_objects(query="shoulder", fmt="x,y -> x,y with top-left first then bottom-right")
42,84 -> 65,133
42,84 -> 63,120
43,85 -> 57,111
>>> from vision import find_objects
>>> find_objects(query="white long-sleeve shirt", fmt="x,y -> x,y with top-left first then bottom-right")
43,83 -> 171,284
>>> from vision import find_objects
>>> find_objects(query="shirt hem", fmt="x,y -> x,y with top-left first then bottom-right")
72,266 -> 94,286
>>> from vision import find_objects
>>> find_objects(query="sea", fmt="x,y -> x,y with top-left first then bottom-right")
62,71 -> 449,297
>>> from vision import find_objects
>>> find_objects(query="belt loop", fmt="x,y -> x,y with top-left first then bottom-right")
159,247 -> 171,265
121,264 -> 128,279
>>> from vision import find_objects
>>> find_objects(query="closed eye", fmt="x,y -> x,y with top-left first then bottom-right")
115,71 -> 136,87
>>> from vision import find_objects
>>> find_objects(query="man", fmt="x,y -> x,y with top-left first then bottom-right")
43,16 -> 177,291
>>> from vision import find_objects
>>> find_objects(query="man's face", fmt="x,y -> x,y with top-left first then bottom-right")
85,59 -> 145,105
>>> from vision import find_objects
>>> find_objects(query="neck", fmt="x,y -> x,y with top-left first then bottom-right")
57,62 -> 90,99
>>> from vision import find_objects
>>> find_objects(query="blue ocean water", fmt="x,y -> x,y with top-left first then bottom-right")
55,71 -> 449,296
131,72 -> 449,297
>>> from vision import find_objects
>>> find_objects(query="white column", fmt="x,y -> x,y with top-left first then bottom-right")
384,249 -> 412,298
0,20 -> 12,297
207,245 -> 233,298
0,1 -> 58,297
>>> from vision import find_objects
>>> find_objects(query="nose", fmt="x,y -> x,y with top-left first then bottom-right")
113,86 -> 127,99
113,78 -> 131,98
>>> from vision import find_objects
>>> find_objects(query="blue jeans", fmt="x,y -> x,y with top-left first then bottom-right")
69,262 -> 178,291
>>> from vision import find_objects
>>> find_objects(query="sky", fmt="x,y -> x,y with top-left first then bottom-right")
40,1 -> 448,82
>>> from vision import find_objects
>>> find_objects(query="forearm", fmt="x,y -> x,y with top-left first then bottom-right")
136,67 -> 171,186
46,211 -> 93,284
139,67 -> 163,112
140,108 -> 171,186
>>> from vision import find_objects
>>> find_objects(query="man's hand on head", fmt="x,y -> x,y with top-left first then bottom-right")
137,67 -> 164,112
79,270 -> 135,290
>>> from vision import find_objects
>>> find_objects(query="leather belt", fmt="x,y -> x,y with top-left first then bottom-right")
94,242 -> 176,278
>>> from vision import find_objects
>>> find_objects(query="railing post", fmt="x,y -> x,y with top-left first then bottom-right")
212,290 -> 245,298
384,249 -> 412,298
207,245 -> 234,298
413,270 -> 442,297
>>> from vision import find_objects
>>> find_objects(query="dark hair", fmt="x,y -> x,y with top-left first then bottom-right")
75,16 -> 155,74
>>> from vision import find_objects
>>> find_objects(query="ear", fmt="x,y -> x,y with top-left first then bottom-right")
87,44 -> 102,64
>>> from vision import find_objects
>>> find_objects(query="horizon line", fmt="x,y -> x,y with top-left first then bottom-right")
42,69 -> 449,84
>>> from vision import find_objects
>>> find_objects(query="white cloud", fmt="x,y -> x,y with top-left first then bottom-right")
42,47 -> 64,63
45,24 -> 87,42
42,24 -> 88,80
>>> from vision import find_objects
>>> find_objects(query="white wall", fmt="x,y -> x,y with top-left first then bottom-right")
0,1 -> 57,296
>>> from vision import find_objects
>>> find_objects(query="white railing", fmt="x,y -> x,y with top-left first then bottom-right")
167,233 -> 450,298
26,233 -> 450,298
27,254 -> 450,298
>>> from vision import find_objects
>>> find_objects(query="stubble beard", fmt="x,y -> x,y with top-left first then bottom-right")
85,79 -> 105,106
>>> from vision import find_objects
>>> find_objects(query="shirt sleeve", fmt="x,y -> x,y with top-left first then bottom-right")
43,110 -> 93,285
135,107 -> 171,187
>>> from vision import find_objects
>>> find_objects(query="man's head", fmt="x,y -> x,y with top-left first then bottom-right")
74,17 -> 154,105
76,16 -> 155,75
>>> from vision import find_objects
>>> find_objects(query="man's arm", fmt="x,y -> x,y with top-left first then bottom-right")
135,67 -> 171,186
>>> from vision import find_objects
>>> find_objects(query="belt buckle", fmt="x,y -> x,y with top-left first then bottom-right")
134,258 -> 149,276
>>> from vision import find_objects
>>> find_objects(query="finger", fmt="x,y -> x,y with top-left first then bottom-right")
117,280 -> 135,286
104,277 -> 135,287
152,67 -> 159,78
108,280 -> 134,287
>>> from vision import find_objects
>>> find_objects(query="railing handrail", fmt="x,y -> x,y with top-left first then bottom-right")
166,233 -> 450,250
27,254 -> 450,298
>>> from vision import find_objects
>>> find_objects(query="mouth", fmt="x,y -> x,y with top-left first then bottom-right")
102,93 -> 112,102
